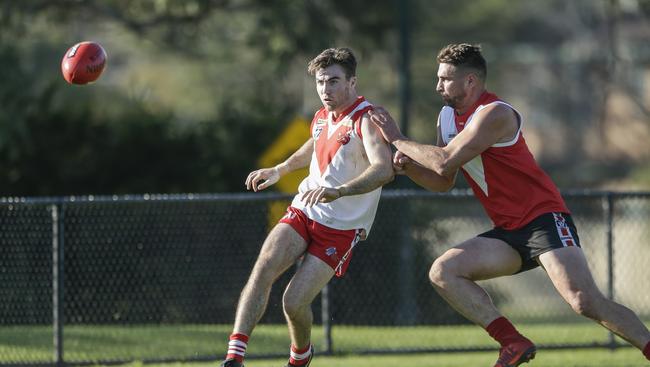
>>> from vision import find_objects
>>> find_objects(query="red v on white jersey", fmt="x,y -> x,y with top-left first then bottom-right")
290,95 -> 382,234
313,96 -> 369,175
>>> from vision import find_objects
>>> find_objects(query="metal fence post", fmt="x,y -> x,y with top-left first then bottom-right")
603,192 -> 616,349
396,215 -> 417,325
321,284 -> 333,355
52,204 -> 65,367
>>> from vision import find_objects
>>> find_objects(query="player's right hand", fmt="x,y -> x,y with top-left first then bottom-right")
245,167 -> 280,192
393,150 -> 411,175
300,186 -> 342,206
368,106 -> 406,144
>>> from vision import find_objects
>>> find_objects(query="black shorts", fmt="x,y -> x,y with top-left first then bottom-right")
478,212 -> 581,273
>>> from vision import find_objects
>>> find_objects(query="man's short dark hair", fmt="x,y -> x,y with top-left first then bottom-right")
437,43 -> 487,80
307,48 -> 357,80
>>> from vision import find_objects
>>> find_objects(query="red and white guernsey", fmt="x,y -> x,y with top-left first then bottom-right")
290,96 -> 381,233
439,91 -> 569,230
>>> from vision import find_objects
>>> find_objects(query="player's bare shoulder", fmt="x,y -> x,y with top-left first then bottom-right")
359,111 -> 393,169
472,102 -> 519,142
479,102 -> 517,122
360,112 -> 385,141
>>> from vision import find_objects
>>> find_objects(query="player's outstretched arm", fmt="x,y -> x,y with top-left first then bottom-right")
300,115 -> 394,206
245,138 -> 314,192
370,106 -> 457,190
396,151 -> 457,192
391,121 -> 457,192
429,104 -> 518,174
371,104 -> 517,178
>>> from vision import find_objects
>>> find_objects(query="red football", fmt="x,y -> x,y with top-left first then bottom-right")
61,41 -> 107,85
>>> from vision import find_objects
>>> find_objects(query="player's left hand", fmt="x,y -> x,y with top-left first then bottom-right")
368,106 -> 406,143
300,186 -> 342,206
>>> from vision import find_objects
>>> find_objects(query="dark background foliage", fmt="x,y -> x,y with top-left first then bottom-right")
1,0 -> 650,196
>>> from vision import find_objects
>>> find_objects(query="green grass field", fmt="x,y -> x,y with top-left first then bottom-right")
1,323 -> 648,366
139,349 -> 646,367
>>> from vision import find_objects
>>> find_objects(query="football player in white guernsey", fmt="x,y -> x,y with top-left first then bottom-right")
219,48 -> 393,367
370,43 -> 650,367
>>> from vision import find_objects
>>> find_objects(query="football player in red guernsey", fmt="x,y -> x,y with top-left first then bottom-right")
370,43 -> 650,367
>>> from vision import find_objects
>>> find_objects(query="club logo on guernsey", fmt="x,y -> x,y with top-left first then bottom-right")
313,126 -> 323,140
313,118 -> 327,141
336,129 -> 352,145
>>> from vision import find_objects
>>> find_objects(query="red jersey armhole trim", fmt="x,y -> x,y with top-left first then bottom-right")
352,106 -> 373,140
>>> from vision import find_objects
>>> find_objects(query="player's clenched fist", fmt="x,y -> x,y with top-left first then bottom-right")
393,150 -> 412,175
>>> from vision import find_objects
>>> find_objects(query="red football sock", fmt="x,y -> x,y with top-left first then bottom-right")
486,317 -> 527,347
643,341 -> 650,361
289,343 -> 312,366
226,333 -> 249,363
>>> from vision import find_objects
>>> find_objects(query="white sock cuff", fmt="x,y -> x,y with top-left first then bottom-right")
290,344 -> 312,360
229,340 -> 247,348
227,339 -> 248,356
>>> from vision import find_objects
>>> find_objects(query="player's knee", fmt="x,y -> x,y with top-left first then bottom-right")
282,291 -> 304,319
566,290 -> 600,318
429,257 -> 454,288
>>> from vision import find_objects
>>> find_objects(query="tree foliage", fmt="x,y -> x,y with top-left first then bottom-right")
1,0 -> 649,195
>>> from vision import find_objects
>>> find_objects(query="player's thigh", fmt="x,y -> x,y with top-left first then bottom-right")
434,236 -> 523,281
537,246 -> 601,298
252,223 -> 308,277
283,254 -> 335,307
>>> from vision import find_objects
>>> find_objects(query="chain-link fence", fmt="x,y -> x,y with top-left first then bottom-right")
1,190 -> 649,366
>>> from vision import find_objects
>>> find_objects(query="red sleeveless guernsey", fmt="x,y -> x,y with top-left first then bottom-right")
438,91 -> 569,230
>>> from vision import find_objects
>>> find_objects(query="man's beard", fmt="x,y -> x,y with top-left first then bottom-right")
442,93 -> 464,109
